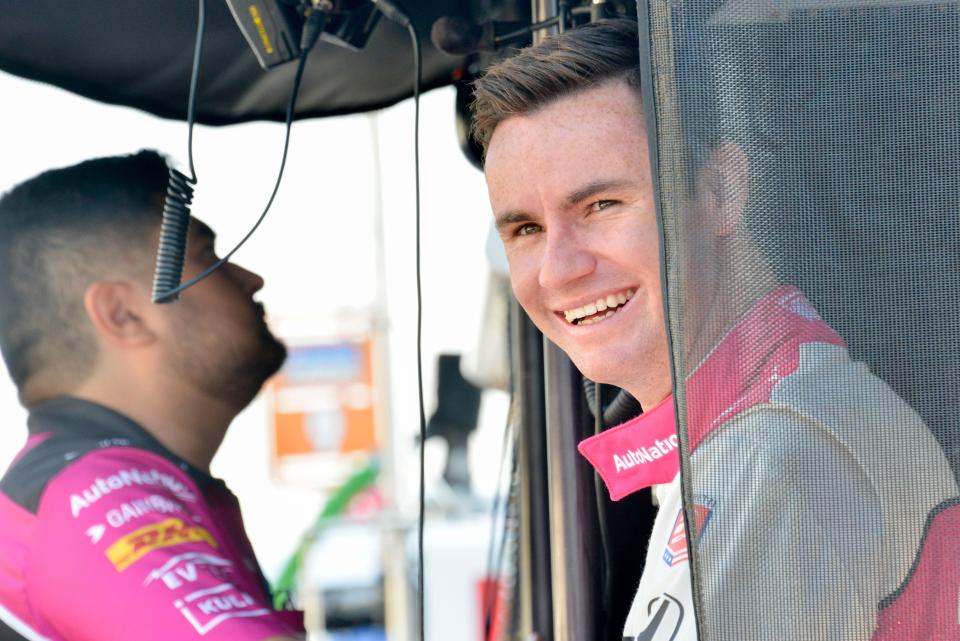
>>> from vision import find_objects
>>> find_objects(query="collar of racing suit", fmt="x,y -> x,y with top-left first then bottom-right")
26,396 -> 221,491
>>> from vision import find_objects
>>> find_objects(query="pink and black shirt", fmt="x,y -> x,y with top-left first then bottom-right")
0,397 -> 304,641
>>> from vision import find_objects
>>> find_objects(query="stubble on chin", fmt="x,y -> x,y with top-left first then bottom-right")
260,329 -> 288,380
167,324 -> 288,410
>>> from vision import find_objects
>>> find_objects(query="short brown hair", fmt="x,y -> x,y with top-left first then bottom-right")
471,18 -> 641,155
0,151 -> 168,403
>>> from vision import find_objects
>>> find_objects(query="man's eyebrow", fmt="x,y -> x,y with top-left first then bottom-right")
494,211 -> 532,232
565,179 -> 632,206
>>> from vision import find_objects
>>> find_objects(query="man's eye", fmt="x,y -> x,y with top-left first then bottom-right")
591,199 -> 616,212
517,223 -> 542,236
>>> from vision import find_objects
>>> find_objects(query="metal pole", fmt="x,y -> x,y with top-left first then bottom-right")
369,113 -> 414,641
528,4 -> 602,641
511,298 -> 554,641
543,342 -> 601,641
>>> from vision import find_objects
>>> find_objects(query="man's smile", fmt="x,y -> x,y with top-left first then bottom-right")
559,288 -> 636,326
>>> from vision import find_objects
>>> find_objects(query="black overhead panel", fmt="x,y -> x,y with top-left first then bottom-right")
0,1 -> 471,125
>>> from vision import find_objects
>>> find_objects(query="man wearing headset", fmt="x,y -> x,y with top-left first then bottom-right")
472,18 -> 956,640
0,151 -> 304,641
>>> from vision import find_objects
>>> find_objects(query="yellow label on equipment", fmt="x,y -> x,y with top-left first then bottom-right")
248,5 -> 275,55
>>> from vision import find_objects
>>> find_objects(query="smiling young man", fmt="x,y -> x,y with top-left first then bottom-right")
473,18 -> 957,641
0,151 -> 304,641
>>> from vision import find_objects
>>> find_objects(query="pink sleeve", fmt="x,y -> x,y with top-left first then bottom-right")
26,448 -> 303,641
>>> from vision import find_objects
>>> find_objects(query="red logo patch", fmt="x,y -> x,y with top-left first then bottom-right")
662,508 -> 688,567
692,497 -> 715,541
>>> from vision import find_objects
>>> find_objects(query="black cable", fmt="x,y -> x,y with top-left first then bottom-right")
152,0 -> 205,303
369,4 -> 426,638
486,447 -> 518,641
152,2 -> 312,303
185,0 -> 203,183
410,22 -> 425,641
482,409 -> 516,639
593,381 -> 614,638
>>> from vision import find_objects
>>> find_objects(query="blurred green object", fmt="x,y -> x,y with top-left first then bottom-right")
272,460 -> 381,609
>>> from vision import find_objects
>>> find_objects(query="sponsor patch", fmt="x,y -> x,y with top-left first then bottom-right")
174,583 -> 270,635
692,496 -> 715,542
662,508 -> 688,567
70,468 -> 197,517
106,517 -> 217,571
629,593 -> 684,641
144,552 -> 233,590
105,494 -> 183,528
577,397 -> 680,501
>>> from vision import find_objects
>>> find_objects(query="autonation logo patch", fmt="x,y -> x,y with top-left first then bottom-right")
613,435 -> 678,473
70,469 -> 197,517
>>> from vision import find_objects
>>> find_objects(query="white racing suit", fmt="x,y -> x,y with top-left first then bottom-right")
579,287 -> 957,641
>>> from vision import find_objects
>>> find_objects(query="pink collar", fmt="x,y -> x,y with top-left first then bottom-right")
578,286 -> 845,501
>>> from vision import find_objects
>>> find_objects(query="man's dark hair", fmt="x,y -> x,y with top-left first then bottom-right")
0,150 -> 169,403
471,18 -> 641,155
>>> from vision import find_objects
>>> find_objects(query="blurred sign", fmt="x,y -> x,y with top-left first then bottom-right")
268,339 -> 378,486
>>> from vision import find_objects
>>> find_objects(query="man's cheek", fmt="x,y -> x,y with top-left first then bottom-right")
507,268 -> 541,317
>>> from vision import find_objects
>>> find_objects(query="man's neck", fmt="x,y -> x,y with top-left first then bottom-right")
69,381 -> 235,472
685,265 -> 780,374
624,270 -> 780,412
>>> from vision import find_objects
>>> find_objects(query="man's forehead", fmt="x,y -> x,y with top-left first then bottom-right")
486,84 -> 646,169
486,80 -> 644,147
485,84 -> 651,221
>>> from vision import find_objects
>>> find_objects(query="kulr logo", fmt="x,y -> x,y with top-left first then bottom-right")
174,583 -> 271,635
106,517 -> 218,571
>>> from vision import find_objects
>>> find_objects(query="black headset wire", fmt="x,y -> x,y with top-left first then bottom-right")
153,0 -> 311,303
481,406 -> 517,639
368,2 -> 426,636
151,0 -> 206,303
155,0 -> 426,634
185,0 -> 204,181
409,22 -> 426,641
593,380 -> 614,634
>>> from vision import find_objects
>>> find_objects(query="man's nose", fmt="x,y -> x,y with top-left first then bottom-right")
229,263 -> 265,294
538,227 -> 596,290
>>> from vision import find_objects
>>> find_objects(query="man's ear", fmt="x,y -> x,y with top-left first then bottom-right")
697,143 -> 749,238
83,280 -> 157,347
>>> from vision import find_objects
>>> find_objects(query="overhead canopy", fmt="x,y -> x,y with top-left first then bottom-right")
0,1 -> 474,125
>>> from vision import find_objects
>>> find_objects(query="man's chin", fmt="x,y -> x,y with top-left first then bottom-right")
261,334 -> 288,381
567,350 -> 627,389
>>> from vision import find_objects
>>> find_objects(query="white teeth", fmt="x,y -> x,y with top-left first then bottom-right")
562,288 -> 637,325
580,310 -> 616,325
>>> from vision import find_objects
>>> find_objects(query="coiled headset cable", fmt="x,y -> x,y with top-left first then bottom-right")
156,2 -> 427,640
152,0 -> 315,303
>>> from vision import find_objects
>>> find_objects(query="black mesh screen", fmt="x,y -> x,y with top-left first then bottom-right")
642,2 -> 960,639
